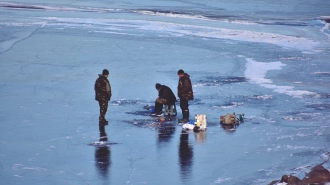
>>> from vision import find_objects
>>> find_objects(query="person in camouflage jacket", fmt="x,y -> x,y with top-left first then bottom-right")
177,69 -> 194,123
95,69 -> 112,124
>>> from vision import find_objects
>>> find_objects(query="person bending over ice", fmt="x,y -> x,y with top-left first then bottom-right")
150,83 -> 176,117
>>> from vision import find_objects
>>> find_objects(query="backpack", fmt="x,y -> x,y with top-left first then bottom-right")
221,113 -> 238,125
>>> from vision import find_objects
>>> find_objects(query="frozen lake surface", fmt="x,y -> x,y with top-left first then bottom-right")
0,0 -> 330,184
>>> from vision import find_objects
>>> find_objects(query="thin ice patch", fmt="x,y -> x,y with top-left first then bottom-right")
213,101 -> 244,109
123,119 -> 162,128
290,165 -> 313,177
111,99 -> 150,106
282,111 -> 323,122
317,93 -> 330,99
89,141 -> 119,146
313,72 -> 330,77
306,103 -> 330,110
291,149 -> 323,157
126,110 -> 151,116
190,98 -> 203,105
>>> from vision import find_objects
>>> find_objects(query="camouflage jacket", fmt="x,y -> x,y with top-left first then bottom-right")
94,74 -> 111,102
177,73 -> 194,100
158,85 -> 176,105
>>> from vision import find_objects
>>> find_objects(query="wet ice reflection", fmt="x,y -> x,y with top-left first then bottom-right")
157,123 -> 176,144
178,131 -> 194,182
94,124 -> 111,179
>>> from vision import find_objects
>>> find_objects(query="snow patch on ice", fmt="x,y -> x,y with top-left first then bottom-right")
245,58 -> 286,84
134,10 -> 210,21
258,116 -> 276,123
258,167 -> 278,176
134,10 -> 256,25
282,116 -> 303,121
13,164 -> 47,171
319,16 -> 330,39
12,164 -> 23,170
276,135 -> 293,141
245,58 -> 318,98
321,22 -> 329,32
320,152 -> 330,161
41,17 -> 318,51
285,145 -> 316,150
251,95 -> 273,100
22,166 -> 47,171
46,145 -> 56,151
214,177 -> 232,183
283,112 -> 322,122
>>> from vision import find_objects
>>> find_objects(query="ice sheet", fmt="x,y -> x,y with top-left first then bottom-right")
1,0 -> 330,185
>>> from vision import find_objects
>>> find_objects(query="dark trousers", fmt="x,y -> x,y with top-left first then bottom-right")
154,98 -> 167,113
179,99 -> 189,120
180,99 -> 189,111
98,101 -> 108,122
154,102 -> 163,113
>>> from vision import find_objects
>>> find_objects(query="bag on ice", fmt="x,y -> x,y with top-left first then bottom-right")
182,114 -> 207,131
194,114 -> 207,130
220,113 -> 239,125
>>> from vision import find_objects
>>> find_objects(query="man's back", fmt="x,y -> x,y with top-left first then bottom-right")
159,85 -> 176,105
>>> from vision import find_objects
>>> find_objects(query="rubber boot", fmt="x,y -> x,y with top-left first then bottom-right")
178,110 -> 189,123
184,109 -> 190,121
178,110 -> 185,123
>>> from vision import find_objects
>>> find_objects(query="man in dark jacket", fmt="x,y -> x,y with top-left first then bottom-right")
177,69 -> 194,123
151,83 -> 176,117
95,69 -> 112,124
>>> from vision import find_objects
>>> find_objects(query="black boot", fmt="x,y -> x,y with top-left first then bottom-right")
185,109 -> 190,120
178,110 -> 185,123
178,110 -> 189,123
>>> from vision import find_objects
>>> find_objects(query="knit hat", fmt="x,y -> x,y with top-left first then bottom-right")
155,83 -> 162,89
177,69 -> 184,75
102,69 -> 109,75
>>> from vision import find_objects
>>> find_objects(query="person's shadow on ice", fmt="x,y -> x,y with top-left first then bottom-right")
95,124 -> 111,179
